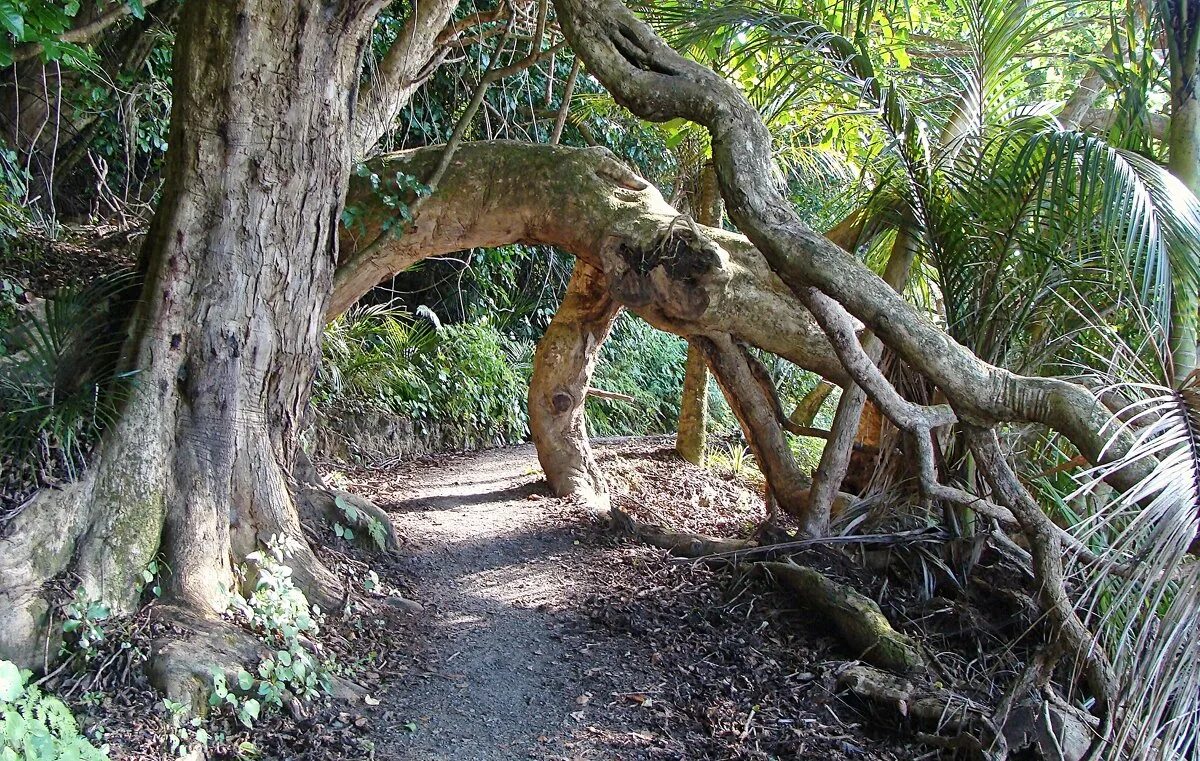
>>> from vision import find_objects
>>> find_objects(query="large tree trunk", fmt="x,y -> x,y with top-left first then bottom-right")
529,262 -> 622,507
1,0 -> 380,669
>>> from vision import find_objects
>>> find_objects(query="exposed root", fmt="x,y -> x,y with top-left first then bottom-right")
608,505 -> 755,557
608,510 -> 922,673
145,605 -> 267,713
295,484 -> 401,553
759,561 -> 924,673
838,664 -> 1000,757
145,605 -> 367,718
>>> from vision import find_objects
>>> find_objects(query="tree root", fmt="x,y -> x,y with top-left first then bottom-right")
838,664 -> 1000,758
609,509 -> 922,673
759,562 -> 923,673
295,485 -> 401,553
609,506 -> 754,557
145,605 -> 367,718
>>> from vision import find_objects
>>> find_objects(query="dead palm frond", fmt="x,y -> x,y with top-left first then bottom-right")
1068,374 -> 1200,760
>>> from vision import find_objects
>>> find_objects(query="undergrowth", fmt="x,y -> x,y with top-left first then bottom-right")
0,660 -> 108,761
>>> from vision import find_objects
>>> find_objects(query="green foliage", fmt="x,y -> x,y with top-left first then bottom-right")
72,40 -> 174,210
316,303 -> 530,447
0,0 -> 86,65
161,698 -> 207,758
1065,378 -> 1200,760
332,495 -> 387,551
341,167 -> 429,237
0,269 -> 137,480
586,313 -> 689,437
60,591 -> 110,663
0,659 -> 108,760
0,147 -> 29,239
219,535 -> 332,732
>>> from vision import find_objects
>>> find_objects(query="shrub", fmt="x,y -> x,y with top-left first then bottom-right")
0,659 -> 108,761
315,305 -> 530,448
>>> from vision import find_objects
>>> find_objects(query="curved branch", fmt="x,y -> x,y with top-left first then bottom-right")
353,0 -> 460,158
549,0 -> 1148,493
332,141 -> 848,383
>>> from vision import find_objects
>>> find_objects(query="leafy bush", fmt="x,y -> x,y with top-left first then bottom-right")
587,313 -> 736,438
315,304 -> 530,448
0,270 -> 136,487
220,536 -> 332,731
0,659 -> 108,761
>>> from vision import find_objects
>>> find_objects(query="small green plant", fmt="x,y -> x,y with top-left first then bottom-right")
162,698 -> 208,758
60,591 -> 110,662
216,535 -> 333,730
726,442 -> 753,478
139,557 -> 166,599
0,659 -> 108,760
333,495 -> 387,551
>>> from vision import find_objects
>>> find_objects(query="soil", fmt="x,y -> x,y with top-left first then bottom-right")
65,437 -> 956,760
335,438 -> 921,760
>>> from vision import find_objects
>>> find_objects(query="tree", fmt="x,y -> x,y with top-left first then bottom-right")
675,160 -> 720,465
1,0 -> 388,696
3,1 -> 1200,756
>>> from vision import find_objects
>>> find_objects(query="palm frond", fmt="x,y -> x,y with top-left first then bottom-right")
1067,375 -> 1200,759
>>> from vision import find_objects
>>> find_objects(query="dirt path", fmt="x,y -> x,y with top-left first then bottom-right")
366,445 -> 603,760
340,440 -> 915,761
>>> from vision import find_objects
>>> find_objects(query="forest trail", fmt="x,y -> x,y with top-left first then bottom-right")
362,444 -> 606,760
334,440 -> 912,761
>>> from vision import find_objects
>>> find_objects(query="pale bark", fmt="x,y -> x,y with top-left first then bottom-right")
676,345 -> 709,464
550,0 -> 1149,496
789,381 -> 834,427
696,334 -> 813,517
352,0 -> 461,158
551,0 -> 1127,718
528,261 -> 621,507
1,0 -> 384,669
805,227 -> 918,535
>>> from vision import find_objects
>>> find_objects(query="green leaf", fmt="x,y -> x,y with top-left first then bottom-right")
241,697 -> 260,722
0,659 -> 25,701
127,0 -> 145,20
0,1 -> 23,40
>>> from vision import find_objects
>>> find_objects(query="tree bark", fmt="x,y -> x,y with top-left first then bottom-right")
696,334 -> 813,517
676,160 -> 721,464
1,0 -> 383,668
676,345 -> 709,464
529,261 -> 622,507
352,0 -> 460,158
1164,5 -> 1200,383
805,227 -> 918,535
789,380 -> 834,427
